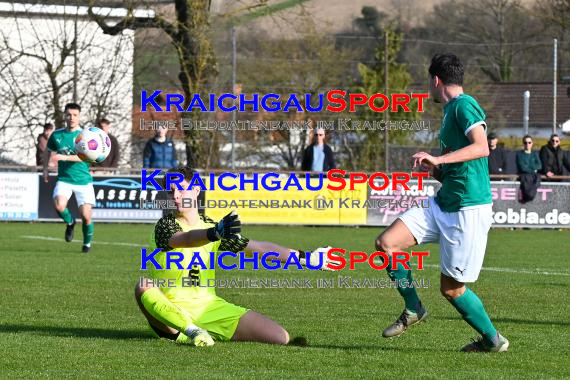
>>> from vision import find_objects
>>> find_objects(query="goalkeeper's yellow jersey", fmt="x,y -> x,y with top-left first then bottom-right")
149,213 -> 220,301
148,213 -> 250,303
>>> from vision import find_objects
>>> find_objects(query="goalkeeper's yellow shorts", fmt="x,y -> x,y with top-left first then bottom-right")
149,296 -> 249,342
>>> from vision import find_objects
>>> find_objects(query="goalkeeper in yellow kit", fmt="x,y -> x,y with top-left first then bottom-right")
135,166 -> 334,346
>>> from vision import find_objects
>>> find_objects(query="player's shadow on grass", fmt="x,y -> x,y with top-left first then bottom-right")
437,316 -> 570,327
0,324 -> 149,340
304,344 -> 450,353
493,317 -> 570,327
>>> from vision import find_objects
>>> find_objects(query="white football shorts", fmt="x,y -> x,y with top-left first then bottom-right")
398,197 -> 493,283
53,181 -> 95,207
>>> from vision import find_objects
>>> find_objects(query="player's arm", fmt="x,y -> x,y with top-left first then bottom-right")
215,223 -> 337,270
167,211 -> 241,249
244,240 -> 296,262
242,241 -> 337,271
213,220 -> 298,262
412,124 -> 488,169
440,124 -> 489,164
43,135 -> 57,182
55,154 -> 83,162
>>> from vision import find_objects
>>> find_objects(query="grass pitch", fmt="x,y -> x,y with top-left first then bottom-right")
1,222 -> 569,379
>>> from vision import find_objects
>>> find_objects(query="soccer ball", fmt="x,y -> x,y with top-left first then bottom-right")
74,126 -> 112,163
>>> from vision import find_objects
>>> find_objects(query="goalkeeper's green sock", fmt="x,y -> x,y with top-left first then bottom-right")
386,256 -> 421,313
82,223 -> 94,247
449,288 -> 498,346
57,208 -> 74,225
140,287 -> 195,334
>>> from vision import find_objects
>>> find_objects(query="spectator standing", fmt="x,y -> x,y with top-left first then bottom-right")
516,135 -> 542,203
487,132 -> 507,175
301,128 -> 335,172
516,135 -> 542,174
36,123 -> 56,167
539,134 -> 570,180
94,118 -> 120,169
143,127 -> 178,169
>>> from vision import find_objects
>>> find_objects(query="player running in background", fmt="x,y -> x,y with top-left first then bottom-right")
43,103 -> 95,253
135,165 -> 334,346
375,53 -> 509,352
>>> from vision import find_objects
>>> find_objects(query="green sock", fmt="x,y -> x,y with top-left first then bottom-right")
386,256 -> 421,313
82,223 -> 94,246
449,288 -> 498,345
57,208 -> 73,225
140,288 -> 194,333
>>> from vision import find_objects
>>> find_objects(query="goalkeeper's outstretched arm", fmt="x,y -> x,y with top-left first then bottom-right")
245,240 -> 299,262
167,211 -> 241,249
243,240 -> 337,271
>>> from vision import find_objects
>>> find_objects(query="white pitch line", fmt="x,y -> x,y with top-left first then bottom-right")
20,235 -> 570,277
368,258 -> 570,277
421,264 -> 570,277
21,235 -> 142,247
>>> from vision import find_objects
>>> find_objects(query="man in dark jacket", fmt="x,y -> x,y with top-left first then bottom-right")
301,128 -> 335,172
539,134 -> 570,180
487,132 -> 507,175
94,118 -> 120,169
143,127 -> 178,169
36,123 -> 55,167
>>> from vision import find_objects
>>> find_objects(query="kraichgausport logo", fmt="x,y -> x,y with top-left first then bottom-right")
140,249 -> 429,271
140,90 -> 429,113
141,170 -> 429,192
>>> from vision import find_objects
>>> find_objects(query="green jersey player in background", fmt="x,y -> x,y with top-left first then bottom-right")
374,53 -> 509,352
43,103 -> 95,253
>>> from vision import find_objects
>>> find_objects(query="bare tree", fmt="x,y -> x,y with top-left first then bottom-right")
0,3 -> 133,166
238,12 -> 353,169
536,0 -> 570,31
426,0 -> 545,82
87,0 -> 311,168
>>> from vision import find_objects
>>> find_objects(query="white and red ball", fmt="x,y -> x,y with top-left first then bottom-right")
74,126 -> 111,163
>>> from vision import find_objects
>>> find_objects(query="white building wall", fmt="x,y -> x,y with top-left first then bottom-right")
0,5 -> 135,167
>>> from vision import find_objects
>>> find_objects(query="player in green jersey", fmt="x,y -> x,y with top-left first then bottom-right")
374,54 -> 508,352
135,166 -> 336,346
43,103 -> 95,253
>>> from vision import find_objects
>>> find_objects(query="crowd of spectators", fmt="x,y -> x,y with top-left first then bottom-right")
488,133 -> 570,181
34,121 -> 569,180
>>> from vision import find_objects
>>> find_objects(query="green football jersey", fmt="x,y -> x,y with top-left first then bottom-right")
47,128 -> 92,185
435,94 -> 492,212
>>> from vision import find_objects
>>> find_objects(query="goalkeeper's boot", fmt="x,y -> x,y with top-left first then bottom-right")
382,302 -> 428,338
182,327 -> 215,347
460,333 -> 509,353
65,220 -> 76,242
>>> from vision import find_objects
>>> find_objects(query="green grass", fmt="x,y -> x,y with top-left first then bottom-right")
1,222 -> 569,379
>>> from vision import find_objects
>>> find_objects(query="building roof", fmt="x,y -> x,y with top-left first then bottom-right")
480,83 -> 570,129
